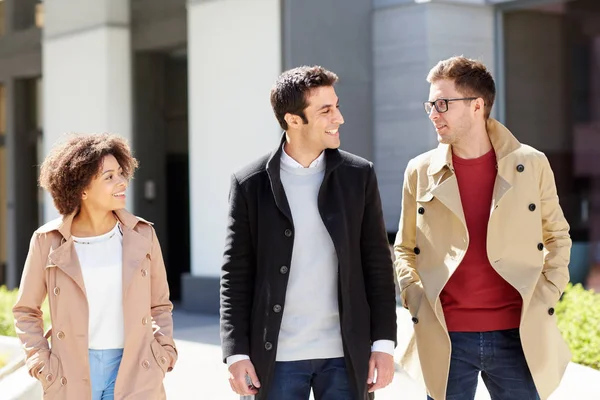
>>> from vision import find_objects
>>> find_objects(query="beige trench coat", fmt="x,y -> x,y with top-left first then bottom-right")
394,119 -> 572,400
13,209 -> 177,400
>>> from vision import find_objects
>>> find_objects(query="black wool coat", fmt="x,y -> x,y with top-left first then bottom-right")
220,138 -> 398,400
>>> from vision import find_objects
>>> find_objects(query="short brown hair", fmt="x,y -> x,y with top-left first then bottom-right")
39,133 -> 138,216
270,66 -> 339,130
427,56 -> 496,119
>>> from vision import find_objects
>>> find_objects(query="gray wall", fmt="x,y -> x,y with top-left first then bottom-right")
282,0 -> 373,162
131,0 -> 187,52
373,2 -> 495,231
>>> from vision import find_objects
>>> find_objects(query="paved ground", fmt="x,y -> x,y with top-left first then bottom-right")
165,307 -> 600,399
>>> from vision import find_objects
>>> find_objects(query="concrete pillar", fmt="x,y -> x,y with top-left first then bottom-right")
183,0 -> 281,313
42,0 -> 132,221
373,1 -> 495,230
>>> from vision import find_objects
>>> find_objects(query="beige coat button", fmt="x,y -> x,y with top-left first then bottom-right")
142,317 -> 149,325
53,287 -> 60,295
160,356 -> 167,365
60,377 -> 67,386
46,373 -> 54,382
141,269 -> 148,277
142,360 -> 150,369
57,331 -> 65,340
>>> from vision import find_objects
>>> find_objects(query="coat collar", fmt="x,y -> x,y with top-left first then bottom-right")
266,132 -> 344,222
36,208 -> 145,239
427,118 -> 521,176
38,208 -> 151,298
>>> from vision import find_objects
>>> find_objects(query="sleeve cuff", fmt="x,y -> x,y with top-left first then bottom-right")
371,340 -> 395,356
226,354 -> 250,367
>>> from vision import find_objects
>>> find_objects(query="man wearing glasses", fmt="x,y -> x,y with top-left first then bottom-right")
394,56 -> 571,400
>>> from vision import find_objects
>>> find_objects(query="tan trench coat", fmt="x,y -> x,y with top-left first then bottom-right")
13,209 -> 177,400
394,119 -> 572,400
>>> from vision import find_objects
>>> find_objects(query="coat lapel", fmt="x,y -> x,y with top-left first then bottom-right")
427,144 -> 467,229
266,134 -> 293,223
318,149 -> 345,255
429,173 -> 467,229
45,213 -> 87,295
47,239 -> 87,296
115,210 -> 153,299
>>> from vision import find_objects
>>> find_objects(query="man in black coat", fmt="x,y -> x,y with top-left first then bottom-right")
220,65 -> 397,400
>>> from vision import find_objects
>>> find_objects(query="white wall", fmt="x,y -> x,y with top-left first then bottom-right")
187,0 -> 281,277
42,27 -> 132,221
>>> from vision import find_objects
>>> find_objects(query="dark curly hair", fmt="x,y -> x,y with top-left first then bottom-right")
270,65 -> 339,130
39,133 -> 138,216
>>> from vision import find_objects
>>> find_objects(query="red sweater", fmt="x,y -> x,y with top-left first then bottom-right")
440,150 -> 522,332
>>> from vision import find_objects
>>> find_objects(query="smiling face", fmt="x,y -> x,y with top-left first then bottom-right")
293,85 -> 345,152
81,154 -> 128,212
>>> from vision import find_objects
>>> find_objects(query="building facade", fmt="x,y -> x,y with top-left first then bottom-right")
1,0 -> 598,313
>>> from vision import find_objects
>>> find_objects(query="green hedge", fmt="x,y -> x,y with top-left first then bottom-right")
0,285 -> 51,337
556,283 -> 600,371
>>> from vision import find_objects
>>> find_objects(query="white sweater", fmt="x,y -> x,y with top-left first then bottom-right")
72,222 -> 124,349
276,153 -> 344,361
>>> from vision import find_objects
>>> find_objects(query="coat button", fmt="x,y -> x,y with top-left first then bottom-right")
160,356 -> 168,365
279,266 -> 289,274
264,342 -> 273,351
548,307 -> 555,316
46,373 -> 54,382
411,317 -> 419,324
529,203 -> 536,212
273,304 -> 282,313
60,377 -> 67,386
516,164 -> 525,172
142,360 -> 150,369
418,207 -> 425,215
284,229 -> 292,237
414,247 -> 420,255
142,317 -> 149,325
537,243 -> 544,251
141,269 -> 148,277
53,287 -> 60,296
57,331 -> 65,340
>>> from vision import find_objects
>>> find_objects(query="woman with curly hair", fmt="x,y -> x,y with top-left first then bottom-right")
13,134 -> 177,400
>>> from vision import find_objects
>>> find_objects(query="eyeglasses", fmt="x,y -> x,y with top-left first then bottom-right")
423,97 -> 478,114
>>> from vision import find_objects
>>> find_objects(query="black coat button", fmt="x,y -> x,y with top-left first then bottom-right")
516,164 -> 525,172
418,207 -> 425,215
273,304 -> 282,313
264,342 -> 273,351
284,229 -> 292,237
414,247 -> 420,255
280,266 -> 289,274
529,204 -> 536,212
537,243 -> 544,251
548,307 -> 555,316
411,317 -> 419,324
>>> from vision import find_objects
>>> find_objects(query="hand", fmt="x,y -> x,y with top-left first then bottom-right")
228,359 -> 261,396
367,351 -> 394,392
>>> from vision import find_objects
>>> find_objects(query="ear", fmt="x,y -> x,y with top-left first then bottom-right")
473,98 -> 485,115
284,113 -> 302,129
81,191 -> 88,200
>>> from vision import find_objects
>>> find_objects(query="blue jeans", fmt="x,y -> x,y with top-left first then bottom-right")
428,329 -> 539,400
269,357 -> 354,400
89,349 -> 123,400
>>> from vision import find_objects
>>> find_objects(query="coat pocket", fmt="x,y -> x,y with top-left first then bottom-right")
150,339 -> 170,376
37,352 -> 64,398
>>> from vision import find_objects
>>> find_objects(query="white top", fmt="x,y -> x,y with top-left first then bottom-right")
72,222 -> 124,349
